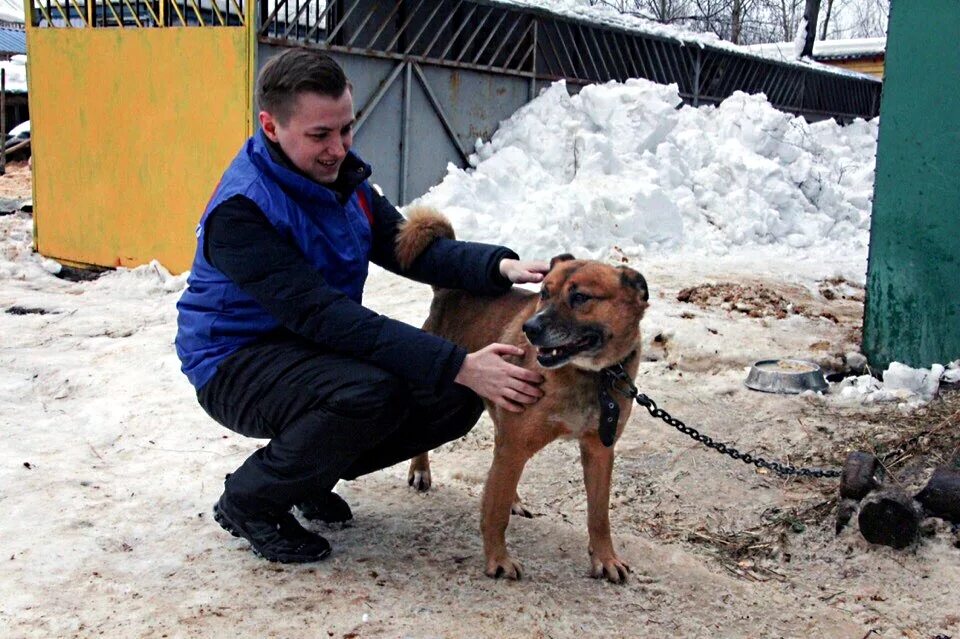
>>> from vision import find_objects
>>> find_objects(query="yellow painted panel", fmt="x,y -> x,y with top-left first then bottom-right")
27,28 -> 250,273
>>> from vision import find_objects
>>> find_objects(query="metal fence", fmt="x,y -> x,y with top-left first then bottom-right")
31,0 -> 247,27
259,0 -> 881,121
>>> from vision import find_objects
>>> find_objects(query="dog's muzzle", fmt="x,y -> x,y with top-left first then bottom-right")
523,312 -> 603,369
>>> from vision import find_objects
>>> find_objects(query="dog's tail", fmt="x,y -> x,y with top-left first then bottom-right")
395,206 -> 456,270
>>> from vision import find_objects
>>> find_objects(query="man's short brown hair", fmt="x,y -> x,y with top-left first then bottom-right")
256,49 -> 350,124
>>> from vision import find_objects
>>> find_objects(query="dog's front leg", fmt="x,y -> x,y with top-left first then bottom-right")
480,444 -> 531,580
580,434 -> 630,583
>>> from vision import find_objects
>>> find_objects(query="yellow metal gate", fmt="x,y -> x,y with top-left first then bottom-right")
26,0 -> 255,273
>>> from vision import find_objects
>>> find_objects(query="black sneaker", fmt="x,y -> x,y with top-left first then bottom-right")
296,491 -> 353,524
213,493 -> 331,563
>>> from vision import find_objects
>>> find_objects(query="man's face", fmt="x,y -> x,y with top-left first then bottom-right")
259,89 -> 355,185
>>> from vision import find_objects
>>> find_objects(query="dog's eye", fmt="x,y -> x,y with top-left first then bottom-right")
539,288 -> 549,300
570,292 -> 590,307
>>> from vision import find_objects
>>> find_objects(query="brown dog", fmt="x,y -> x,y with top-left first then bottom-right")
396,208 -> 648,583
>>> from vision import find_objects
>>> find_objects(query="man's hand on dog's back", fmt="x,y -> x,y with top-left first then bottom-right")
499,259 -> 550,285
455,344 -> 544,413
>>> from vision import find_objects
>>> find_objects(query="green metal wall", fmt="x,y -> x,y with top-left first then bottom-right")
863,0 -> 960,369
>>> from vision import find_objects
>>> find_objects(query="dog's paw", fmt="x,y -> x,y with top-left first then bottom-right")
407,468 -> 432,492
510,500 -> 533,518
485,555 -> 523,580
590,554 -> 630,584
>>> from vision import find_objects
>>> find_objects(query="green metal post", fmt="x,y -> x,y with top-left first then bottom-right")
863,0 -> 960,369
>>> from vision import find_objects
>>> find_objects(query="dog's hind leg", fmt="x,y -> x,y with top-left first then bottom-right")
407,453 -> 432,491
580,434 -> 630,584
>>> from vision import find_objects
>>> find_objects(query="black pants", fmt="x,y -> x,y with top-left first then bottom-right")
197,332 -> 484,514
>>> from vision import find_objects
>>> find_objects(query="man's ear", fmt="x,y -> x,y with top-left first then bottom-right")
549,254 -> 575,270
259,111 -> 279,142
619,267 -> 649,302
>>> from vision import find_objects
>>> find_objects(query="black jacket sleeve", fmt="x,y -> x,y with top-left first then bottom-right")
204,195 -> 467,390
366,189 -> 518,295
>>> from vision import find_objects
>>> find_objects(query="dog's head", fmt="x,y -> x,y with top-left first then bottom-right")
522,254 -> 648,371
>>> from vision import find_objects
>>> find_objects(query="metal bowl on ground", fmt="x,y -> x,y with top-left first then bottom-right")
744,359 -> 829,394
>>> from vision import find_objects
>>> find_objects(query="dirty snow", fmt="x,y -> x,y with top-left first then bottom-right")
2,77 -> 959,639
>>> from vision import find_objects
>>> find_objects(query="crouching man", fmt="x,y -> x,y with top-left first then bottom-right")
175,48 -> 547,563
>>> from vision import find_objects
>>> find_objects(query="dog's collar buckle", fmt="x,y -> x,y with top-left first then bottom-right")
597,353 -> 637,447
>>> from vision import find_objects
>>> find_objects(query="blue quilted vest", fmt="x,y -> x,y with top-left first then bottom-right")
175,130 -> 375,390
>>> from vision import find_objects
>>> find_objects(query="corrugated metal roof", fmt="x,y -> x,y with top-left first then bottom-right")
0,27 -> 25,54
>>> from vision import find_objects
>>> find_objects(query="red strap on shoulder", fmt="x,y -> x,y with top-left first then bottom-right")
357,188 -> 374,228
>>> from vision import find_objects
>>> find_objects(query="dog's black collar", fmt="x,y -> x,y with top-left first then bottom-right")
597,351 -> 638,447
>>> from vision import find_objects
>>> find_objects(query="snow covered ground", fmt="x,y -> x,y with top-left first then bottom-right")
2,79 -> 959,638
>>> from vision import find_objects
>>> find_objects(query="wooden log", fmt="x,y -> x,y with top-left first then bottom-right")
840,451 -> 884,500
915,466 -> 960,524
857,488 -> 922,549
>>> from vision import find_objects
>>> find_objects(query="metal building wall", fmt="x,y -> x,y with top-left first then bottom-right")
863,0 -> 960,369
258,43 -> 530,204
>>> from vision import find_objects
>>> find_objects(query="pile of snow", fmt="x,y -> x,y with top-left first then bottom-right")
415,79 -> 877,266
835,361 -> 960,407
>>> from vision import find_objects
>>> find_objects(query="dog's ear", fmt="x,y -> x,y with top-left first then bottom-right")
619,267 -> 649,302
549,254 -> 576,270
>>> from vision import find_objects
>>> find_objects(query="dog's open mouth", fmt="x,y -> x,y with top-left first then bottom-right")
535,333 -> 602,368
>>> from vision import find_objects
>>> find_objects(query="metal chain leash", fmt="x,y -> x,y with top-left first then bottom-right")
602,365 -> 841,479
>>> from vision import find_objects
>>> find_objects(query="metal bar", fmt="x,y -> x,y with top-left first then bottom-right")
122,0 -> 145,26
420,0 -> 463,58
104,0 -> 124,26
613,33 -> 640,78
627,35 -> 650,79
230,0 -> 244,23
85,0 -> 92,26
534,22 -> 565,78
141,0 -> 161,26
259,0 -> 289,36
692,49 -> 701,106
67,0 -> 87,25
561,20 -> 588,79
347,1 -> 384,47
453,6 -> 493,63
167,0 -> 185,25
361,0 -> 404,50
529,19 -> 537,98
438,4 -> 476,59
597,29 -> 623,81
585,26 -> 613,79
647,39 -> 670,83
160,0 -> 165,25
570,23 -> 598,80
280,0 -> 318,40
557,22 -> 583,79
385,0 -> 428,52
34,1 -> 54,25
482,9 -> 520,68
502,18 -> 532,71
354,61 -> 405,133
399,62 -> 411,204
411,62 -> 470,164
403,0 -> 446,55
469,9 -> 508,65
301,0 -> 343,43
208,0 -> 224,25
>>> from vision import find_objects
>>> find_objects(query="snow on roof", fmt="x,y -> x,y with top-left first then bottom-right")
495,0 -> 880,80
0,0 -> 23,24
746,37 -> 886,62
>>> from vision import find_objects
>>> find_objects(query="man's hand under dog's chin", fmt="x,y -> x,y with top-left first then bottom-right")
499,258 -> 550,284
